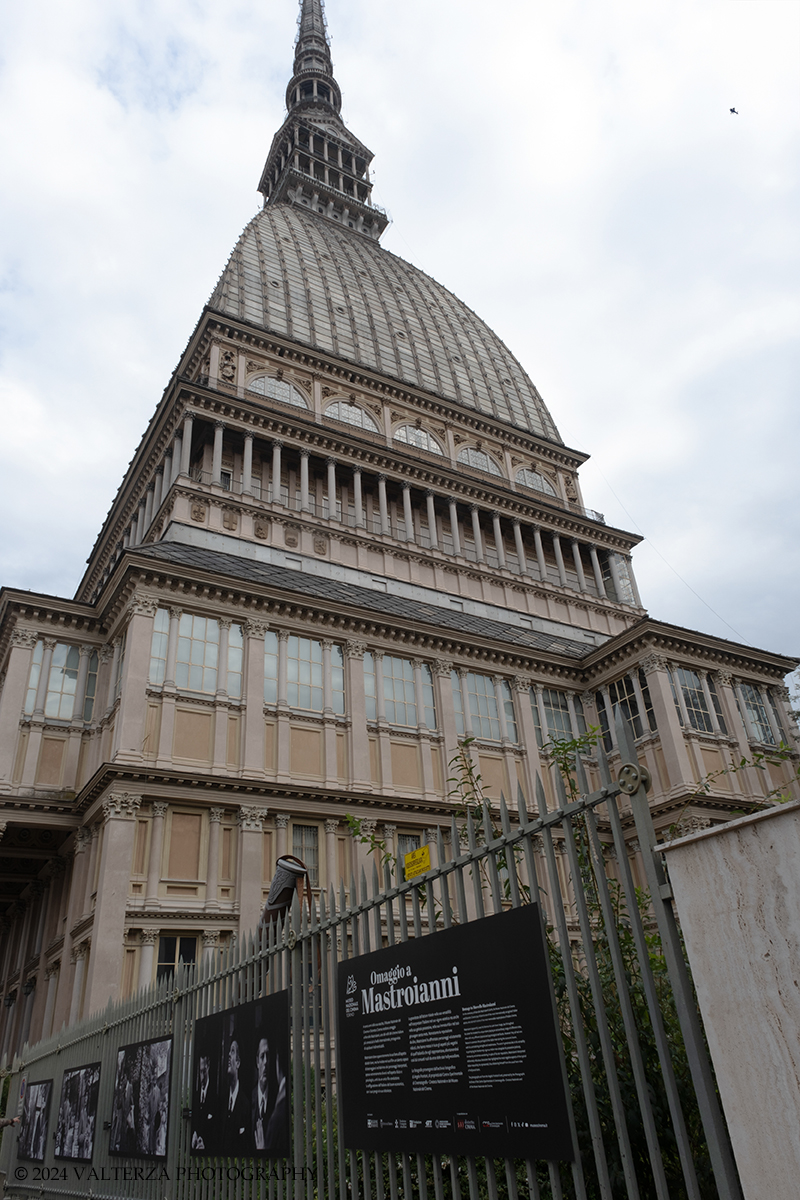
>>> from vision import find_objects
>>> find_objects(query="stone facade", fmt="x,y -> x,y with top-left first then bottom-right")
0,0 -> 797,1056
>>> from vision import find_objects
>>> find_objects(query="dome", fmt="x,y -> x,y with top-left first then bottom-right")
208,204 -> 562,442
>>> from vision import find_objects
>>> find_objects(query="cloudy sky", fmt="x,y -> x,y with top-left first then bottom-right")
1,0 -> 798,662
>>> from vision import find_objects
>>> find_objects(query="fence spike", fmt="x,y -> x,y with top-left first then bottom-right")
291,888 -> 301,933
450,813 -> 461,854
517,783 -> 530,824
535,772 -> 550,816
360,865 -> 369,904
575,753 -> 591,797
465,807 -> 477,847
319,888 -> 327,922
349,872 -> 358,910
481,801 -> 494,844
339,879 -> 348,914
499,793 -> 511,834
301,897 -> 309,936
310,891 -> 318,929
371,859 -> 381,897
597,738 -> 614,787
437,825 -> 447,861
553,762 -> 569,807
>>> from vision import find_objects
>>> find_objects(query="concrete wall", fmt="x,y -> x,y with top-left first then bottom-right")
662,800 -> 800,1200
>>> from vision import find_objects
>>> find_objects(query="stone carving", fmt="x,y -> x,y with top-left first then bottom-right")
715,670 -> 733,688
640,653 -> 668,674
0,821 -> 7,843
10,628 -> 39,649
102,792 -> 143,820
321,386 -> 333,398
202,930 -> 220,950
220,350 -> 236,382
245,619 -> 269,639
209,807 -> 224,824
152,802 -> 168,819
564,476 -> 578,500
432,659 -> 453,676
254,517 -> 271,540
191,501 -> 208,523
74,828 -> 92,854
130,594 -> 159,618
284,525 -> 300,548
45,962 -> 60,979
512,675 -> 532,693
70,942 -> 88,964
246,360 -> 262,373
313,533 -> 329,556
324,819 -> 339,834
345,640 -> 366,660
275,814 -> 290,829
239,805 -> 268,832
140,929 -> 159,947
222,509 -> 239,532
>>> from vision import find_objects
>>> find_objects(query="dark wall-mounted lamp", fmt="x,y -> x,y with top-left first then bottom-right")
22,980 -> 35,997
3,994 -> 15,1008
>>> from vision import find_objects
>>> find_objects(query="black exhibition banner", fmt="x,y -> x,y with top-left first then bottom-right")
338,905 -> 573,1160
190,990 -> 290,1158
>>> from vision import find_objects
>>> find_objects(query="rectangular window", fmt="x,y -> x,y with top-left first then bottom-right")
573,696 -> 588,736
740,682 -> 775,745
24,640 -> 44,715
638,669 -> 658,733
398,833 -> 420,879
331,644 -> 345,715
227,623 -> 243,699
607,675 -> 643,739
706,675 -> 727,736
452,671 -> 508,741
292,824 -> 319,887
287,635 -> 323,710
364,653 -> 377,720
674,668 -> 713,734
156,935 -> 197,982
83,650 -> 99,722
542,688 -> 573,741
501,680 -> 518,741
383,655 -> 416,726
265,631 -> 278,704
530,691 -> 544,748
176,614 -> 219,693
149,608 -> 170,685
44,644 -> 81,720
668,672 -> 684,727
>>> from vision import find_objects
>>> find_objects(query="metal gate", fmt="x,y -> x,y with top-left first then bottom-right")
0,715 -> 742,1200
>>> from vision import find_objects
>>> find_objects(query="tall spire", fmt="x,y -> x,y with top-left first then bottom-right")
257,0 -> 388,241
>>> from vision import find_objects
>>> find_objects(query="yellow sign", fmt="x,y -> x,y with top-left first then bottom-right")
403,844 -> 431,880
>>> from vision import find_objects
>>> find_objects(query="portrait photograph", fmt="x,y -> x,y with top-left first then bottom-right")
109,1036 -> 172,1159
54,1063 -> 101,1162
18,1080 -> 53,1162
191,990 -> 289,1159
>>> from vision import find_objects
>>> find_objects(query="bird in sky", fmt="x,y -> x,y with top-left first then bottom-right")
730,107 -> 738,114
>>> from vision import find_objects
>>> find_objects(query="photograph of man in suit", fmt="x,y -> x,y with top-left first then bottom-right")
251,1036 -> 288,1153
190,1053 -> 214,1151
222,1038 -> 249,1155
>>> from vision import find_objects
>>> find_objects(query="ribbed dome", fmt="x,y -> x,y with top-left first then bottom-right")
209,204 -> 562,442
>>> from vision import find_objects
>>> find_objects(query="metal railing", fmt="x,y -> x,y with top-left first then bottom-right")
0,713 -> 742,1200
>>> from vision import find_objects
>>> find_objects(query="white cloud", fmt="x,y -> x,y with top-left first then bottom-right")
1,0 -> 798,658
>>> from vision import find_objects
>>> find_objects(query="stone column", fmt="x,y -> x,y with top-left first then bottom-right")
512,519 -> 527,573
456,670 -> 474,738
434,660 -> 458,769
377,475 -> 390,534
552,533 -> 568,587
402,483 -> 415,543
571,540 -> 588,592
170,435 -> 182,485
242,620 -> 267,776
425,491 -> 439,549
202,929 -> 220,966
84,792 -> 142,1014
493,677 -> 511,745
512,675 -> 542,807
447,498 -> 462,556
325,819 -> 339,892
206,806 -> 223,910
608,552 -> 625,603
242,432 -> 254,495
412,660 -> 429,731
470,506 -> 484,562
300,449 -> 310,512
326,458 -> 337,520
271,440 -> 283,504
589,545 -> 607,598
162,451 -> 173,495
345,640 -> 371,789
532,526 -> 547,581
83,825 -> 100,915
275,813 -> 290,859
69,943 -> 88,1025
276,631 -> 291,779
137,929 -> 158,991
153,465 -> 164,512
238,807 -> 268,936
211,421 -> 225,486
72,646 -> 92,725
640,654 -> 694,787
353,468 -> 364,527
179,413 -> 194,476
143,481 -> 155,532
42,962 -> 59,1038
0,630 -> 38,788
144,801 -> 168,910
33,637 -> 56,718
492,514 -> 507,568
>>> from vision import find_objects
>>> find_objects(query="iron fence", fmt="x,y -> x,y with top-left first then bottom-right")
0,714 -> 741,1200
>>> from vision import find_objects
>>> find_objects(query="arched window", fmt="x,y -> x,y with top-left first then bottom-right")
325,401 -> 379,432
393,425 -> 444,455
516,468 -> 556,497
247,376 -> 308,409
457,446 -> 503,476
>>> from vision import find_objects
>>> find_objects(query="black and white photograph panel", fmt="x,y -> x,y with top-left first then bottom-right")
18,1080 -> 53,1162
191,990 -> 290,1159
109,1037 -> 172,1159
54,1063 -> 101,1162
